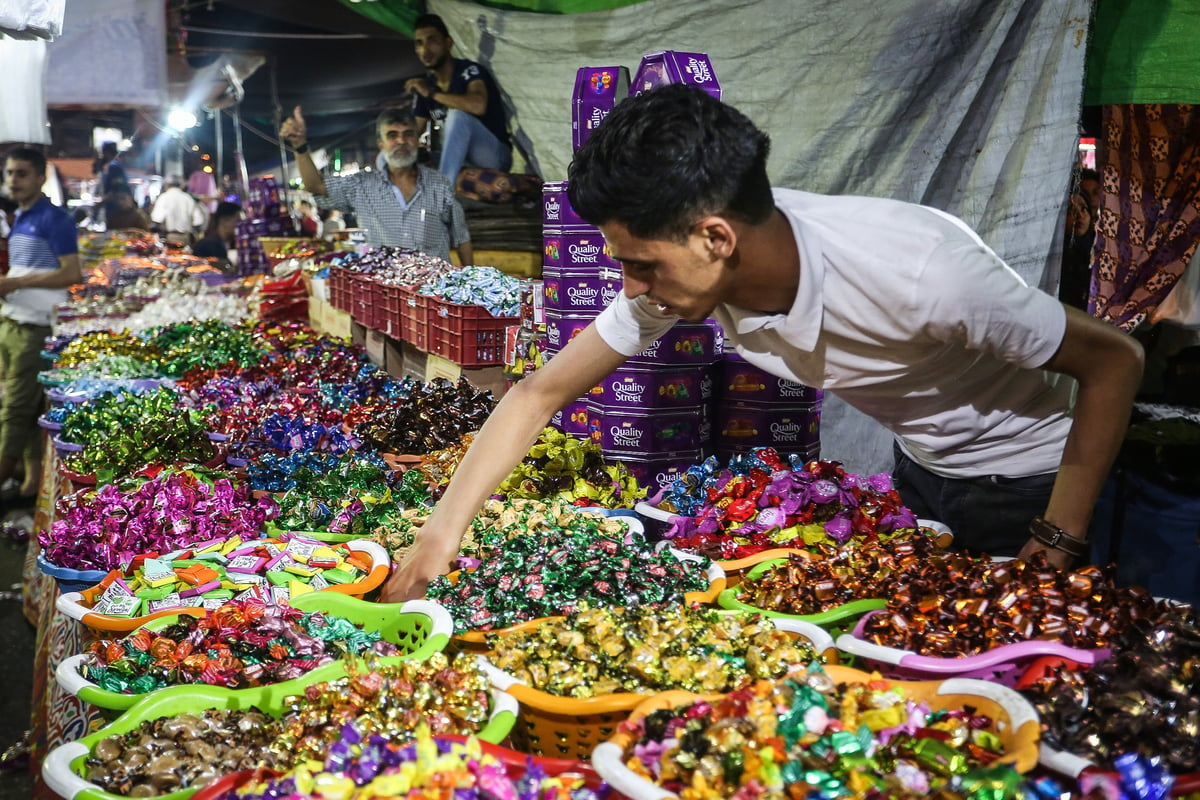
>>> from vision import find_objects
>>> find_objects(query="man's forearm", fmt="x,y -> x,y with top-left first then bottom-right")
294,151 -> 327,196
10,263 -> 83,290
456,241 -> 473,266
432,90 -> 487,118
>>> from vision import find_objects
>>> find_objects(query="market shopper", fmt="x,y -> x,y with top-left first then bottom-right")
150,176 -> 206,243
192,201 -> 242,269
382,85 -> 1144,602
279,106 -> 472,265
0,148 -> 84,505
404,13 -> 512,188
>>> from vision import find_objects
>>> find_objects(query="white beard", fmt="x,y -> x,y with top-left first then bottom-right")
385,149 -> 417,169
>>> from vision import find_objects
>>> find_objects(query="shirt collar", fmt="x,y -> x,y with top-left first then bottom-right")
729,194 -> 824,351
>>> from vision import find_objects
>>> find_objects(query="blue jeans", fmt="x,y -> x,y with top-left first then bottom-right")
439,109 -> 512,186
891,444 -> 1055,557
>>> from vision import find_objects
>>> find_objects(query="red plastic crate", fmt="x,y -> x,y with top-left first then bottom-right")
328,268 -> 346,311
427,296 -> 518,367
380,283 -> 404,339
399,287 -> 429,351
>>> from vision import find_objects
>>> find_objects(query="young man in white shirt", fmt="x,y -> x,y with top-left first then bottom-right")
382,85 -> 1143,601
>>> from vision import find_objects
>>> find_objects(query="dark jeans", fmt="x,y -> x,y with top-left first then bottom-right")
891,444 -> 1055,557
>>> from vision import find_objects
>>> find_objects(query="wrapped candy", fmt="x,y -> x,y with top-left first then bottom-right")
348,377 -> 495,455
420,265 -> 527,318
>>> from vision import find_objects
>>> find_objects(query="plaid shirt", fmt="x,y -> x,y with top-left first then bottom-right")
318,164 -> 469,261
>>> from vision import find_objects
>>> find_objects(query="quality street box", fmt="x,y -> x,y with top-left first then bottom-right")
631,51 -> 721,99
573,66 -> 631,151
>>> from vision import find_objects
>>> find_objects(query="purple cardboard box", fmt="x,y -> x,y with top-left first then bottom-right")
543,229 -> 563,269
549,396 -> 592,437
628,323 -> 721,366
544,310 -> 598,355
720,354 -> 822,405
542,181 -> 589,228
617,450 -> 705,491
715,400 -> 821,454
588,406 -> 712,455
573,66 -> 631,152
631,51 -> 721,100
543,271 -> 622,314
589,364 -> 714,410
561,229 -> 619,271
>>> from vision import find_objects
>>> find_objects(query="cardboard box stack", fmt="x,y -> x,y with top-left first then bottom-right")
235,177 -> 296,276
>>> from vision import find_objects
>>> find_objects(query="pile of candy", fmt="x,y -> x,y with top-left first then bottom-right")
148,320 -> 265,376
490,606 -> 818,697
272,452 -> 429,536
858,551 -> 1169,657
372,498 -> 630,566
273,652 -> 495,763
54,331 -> 158,369
85,708 -> 283,795
427,527 -> 711,633
493,427 -> 644,507
334,247 -> 456,287
58,386 -> 215,477
40,354 -> 162,386
349,377 -> 495,455
659,451 -> 918,557
1019,610 -> 1200,773
40,468 -> 277,572
85,534 -> 374,617
80,600 -> 400,694
420,265 -> 526,318
215,725 -> 602,800
620,667 -> 1024,800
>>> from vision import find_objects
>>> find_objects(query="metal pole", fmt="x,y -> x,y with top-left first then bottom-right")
232,103 -> 249,198
269,56 -> 291,213
214,108 -> 224,198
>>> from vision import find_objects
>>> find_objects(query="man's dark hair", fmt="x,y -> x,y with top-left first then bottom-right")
1079,167 -> 1100,183
567,85 -> 773,243
375,108 -> 418,140
213,201 -> 242,224
6,146 -> 47,176
100,141 -> 118,159
413,13 -> 450,38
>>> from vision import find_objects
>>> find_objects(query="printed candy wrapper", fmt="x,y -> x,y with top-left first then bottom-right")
587,364 -> 715,411
542,271 -> 621,314
542,228 -> 619,272
588,405 -> 713,455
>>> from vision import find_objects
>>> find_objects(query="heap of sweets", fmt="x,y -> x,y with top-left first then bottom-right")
1019,608 -> 1200,774
490,606 -> 819,697
84,708 -> 282,796
858,551 -> 1171,657
372,497 -> 629,565
272,652 -> 495,764
347,377 -> 496,455
218,724 -> 603,800
40,467 -> 277,572
659,450 -> 918,558
86,534 -> 373,617
426,526 -> 711,633
54,330 -> 159,369
621,666 -> 1024,800
80,599 -> 400,694
147,319 -> 266,376
272,452 -> 429,536
419,265 -> 526,318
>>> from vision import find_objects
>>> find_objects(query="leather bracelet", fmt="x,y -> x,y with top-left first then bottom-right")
1029,516 -> 1088,558
293,142 -> 309,155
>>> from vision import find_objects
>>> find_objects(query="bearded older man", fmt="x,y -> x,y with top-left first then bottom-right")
280,106 -> 472,264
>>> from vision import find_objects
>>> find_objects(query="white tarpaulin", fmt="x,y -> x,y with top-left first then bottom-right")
432,0 -> 1090,474
45,0 -> 166,108
0,37 -> 49,143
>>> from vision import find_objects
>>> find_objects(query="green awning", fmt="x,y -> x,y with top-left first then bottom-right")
1084,0 -> 1200,105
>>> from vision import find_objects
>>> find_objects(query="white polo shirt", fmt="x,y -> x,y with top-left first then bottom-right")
594,189 -> 1073,479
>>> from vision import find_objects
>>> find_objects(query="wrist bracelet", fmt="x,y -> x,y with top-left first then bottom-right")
1029,516 -> 1088,558
294,142 -> 309,155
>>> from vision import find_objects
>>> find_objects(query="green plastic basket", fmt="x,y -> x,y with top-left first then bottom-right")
43,651 -> 518,800
57,594 -> 453,714
716,558 -> 887,633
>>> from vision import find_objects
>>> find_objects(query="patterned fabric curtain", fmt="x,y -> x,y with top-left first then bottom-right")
1089,104 -> 1200,331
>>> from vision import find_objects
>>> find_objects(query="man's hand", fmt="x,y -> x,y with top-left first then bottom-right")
280,105 -> 308,147
0,277 -> 19,297
1015,536 -> 1076,570
405,76 -> 435,99
379,533 -> 457,603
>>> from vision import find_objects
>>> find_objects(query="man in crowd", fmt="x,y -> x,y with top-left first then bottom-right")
150,176 -> 206,243
0,148 -> 83,507
404,13 -> 512,189
382,85 -> 1143,601
192,201 -> 242,269
279,106 -> 472,265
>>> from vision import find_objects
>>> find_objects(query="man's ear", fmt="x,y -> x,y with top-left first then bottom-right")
695,216 -> 737,260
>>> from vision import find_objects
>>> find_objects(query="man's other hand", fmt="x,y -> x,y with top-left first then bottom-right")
280,106 -> 307,147
405,76 -> 435,99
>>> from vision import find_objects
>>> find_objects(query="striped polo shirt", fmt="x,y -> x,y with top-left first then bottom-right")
3,196 -> 77,326
316,162 -> 469,261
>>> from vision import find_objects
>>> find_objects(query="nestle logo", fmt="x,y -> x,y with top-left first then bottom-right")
688,57 -> 713,83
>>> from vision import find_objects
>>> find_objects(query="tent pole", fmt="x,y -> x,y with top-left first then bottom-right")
232,103 -> 249,199
214,108 -> 224,199
269,56 -> 291,217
